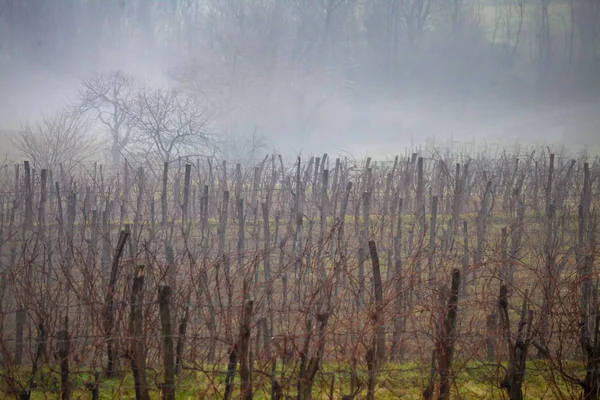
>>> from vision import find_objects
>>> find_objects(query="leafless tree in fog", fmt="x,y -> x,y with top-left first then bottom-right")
76,71 -> 136,164
126,85 -> 215,164
220,124 -> 267,165
12,111 -> 99,173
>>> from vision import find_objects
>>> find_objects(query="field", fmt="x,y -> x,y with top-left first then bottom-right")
0,145 -> 598,399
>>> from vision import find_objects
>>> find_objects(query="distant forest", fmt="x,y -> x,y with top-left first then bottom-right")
1,0 -> 599,108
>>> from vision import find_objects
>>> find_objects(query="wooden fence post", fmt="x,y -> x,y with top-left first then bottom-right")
159,286 -> 175,400
174,303 -> 189,376
23,161 -> 32,231
499,285 -> 533,400
369,240 -> 385,363
239,299 -> 254,400
298,312 -> 329,400
14,308 -> 25,366
57,316 -> 70,400
161,162 -> 168,227
475,181 -> 492,282
129,265 -> 150,400
391,198 -> 404,361
424,269 -> 461,400
104,229 -> 129,378
438,269 -> 460,400
427,196 -> 438,281
24,321 -> 46,397
367,240 -> 384,400
452,163 -> 462,241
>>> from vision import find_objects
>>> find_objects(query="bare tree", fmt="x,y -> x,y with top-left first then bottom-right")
127,85 -> 215,164
12,111 -> 99,173
398,0 -> 438,48
76,71 -> 136,165
221,124 -> 267,166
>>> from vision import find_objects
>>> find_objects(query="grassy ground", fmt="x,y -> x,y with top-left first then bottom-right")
1,360 -> 579,399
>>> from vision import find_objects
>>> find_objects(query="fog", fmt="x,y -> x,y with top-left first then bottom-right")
1,0 -> 599,164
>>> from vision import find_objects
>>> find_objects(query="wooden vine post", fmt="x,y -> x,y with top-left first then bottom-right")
499,285 -> 533,400
367,240 -> 385,400
159,286 -> 175,400
104,229 -> 129,378
298,312 -> 329,400
424,269 -> 460,400
439,269 -> 460,400
129,265 -> 150,400
57,316 -> 70,400
239,299 -> 254,400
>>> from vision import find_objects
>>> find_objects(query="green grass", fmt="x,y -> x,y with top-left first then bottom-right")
2,360 -> 580,399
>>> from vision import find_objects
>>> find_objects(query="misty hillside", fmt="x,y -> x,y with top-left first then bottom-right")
1,0 -> 600,160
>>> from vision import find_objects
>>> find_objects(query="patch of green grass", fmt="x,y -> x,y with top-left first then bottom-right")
4,360 -> 581,399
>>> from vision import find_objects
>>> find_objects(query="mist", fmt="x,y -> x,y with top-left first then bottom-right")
1,0 -> 599,163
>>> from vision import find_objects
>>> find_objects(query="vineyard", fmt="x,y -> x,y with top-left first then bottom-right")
0,145 -> 598,399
